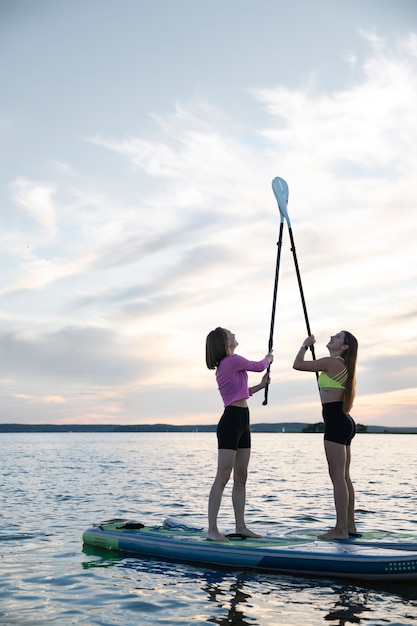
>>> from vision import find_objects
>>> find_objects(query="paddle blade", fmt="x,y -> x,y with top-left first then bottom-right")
272,177 -> 290,225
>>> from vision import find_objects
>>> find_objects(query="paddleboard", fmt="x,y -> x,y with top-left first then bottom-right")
82,518 -> 417,581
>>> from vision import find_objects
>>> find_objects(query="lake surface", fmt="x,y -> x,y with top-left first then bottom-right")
1,432 -> 417,625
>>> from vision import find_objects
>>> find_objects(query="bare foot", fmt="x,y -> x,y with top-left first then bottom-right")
236,527 -> 262,539
206,530 -> 229,542
317,528 -> 349,541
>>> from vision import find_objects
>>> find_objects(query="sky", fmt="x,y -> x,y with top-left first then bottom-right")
1,0 -> 417,427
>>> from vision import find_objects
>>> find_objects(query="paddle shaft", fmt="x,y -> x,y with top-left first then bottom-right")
286,225 -> 318,381
263,221 -> 284,405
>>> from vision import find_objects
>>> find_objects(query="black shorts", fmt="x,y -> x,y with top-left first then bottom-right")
217,405 -> 251,450
322,402 -> 356,446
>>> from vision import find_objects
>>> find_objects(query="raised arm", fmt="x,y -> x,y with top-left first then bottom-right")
293,335 -> 332,373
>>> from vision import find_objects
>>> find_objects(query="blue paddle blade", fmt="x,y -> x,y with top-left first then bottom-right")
272,177 -> 290,225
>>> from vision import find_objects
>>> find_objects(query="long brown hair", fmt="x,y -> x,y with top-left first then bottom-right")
341,330 -> 358,413
205,327 -> 228,369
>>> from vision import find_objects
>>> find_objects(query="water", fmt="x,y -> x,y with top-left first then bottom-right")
1,432 -> 417,625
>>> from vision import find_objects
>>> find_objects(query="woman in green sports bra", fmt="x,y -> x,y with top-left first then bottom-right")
293,330 -> 358,540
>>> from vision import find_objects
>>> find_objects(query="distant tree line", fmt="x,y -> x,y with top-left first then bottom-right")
302,423 -> 368,433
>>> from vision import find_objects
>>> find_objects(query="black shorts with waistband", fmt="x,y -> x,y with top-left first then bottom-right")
217,405 -> 251,450
322,401 -> 356,446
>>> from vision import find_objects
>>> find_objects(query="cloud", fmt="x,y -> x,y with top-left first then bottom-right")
10,178 -> 57,235
355,387 -> 417,426
0,326 -> 143,387
1,32 -> 417,426
0,254 -> 95,296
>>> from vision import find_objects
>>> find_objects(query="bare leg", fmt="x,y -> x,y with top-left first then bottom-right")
318,441 -> 349,540
345,445 -> 357,534
207,449 -> 235,541
233,448 -> 261,538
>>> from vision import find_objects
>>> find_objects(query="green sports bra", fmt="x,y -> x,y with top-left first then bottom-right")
318,356 -> 348,390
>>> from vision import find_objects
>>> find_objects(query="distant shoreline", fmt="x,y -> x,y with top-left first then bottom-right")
0,423 -> 416,434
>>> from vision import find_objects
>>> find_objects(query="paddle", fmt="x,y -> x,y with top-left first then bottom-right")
271,177 -> 317,379
262,179 -> 287,405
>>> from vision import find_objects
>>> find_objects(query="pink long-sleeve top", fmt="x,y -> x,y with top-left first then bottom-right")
216,354 -> 270,407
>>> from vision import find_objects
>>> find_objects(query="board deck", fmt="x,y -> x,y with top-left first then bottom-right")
162,516 -> 417,551
275,526 -> 417,552
82,518 -> 417,581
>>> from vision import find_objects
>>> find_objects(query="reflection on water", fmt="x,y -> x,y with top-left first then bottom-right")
2,432 -> 417,625
204,577 -> 258,626
81,543 -> 417,626
324,589 -> 370,624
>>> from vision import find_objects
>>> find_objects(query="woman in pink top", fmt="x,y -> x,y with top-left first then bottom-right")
205,327 -> 273,542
